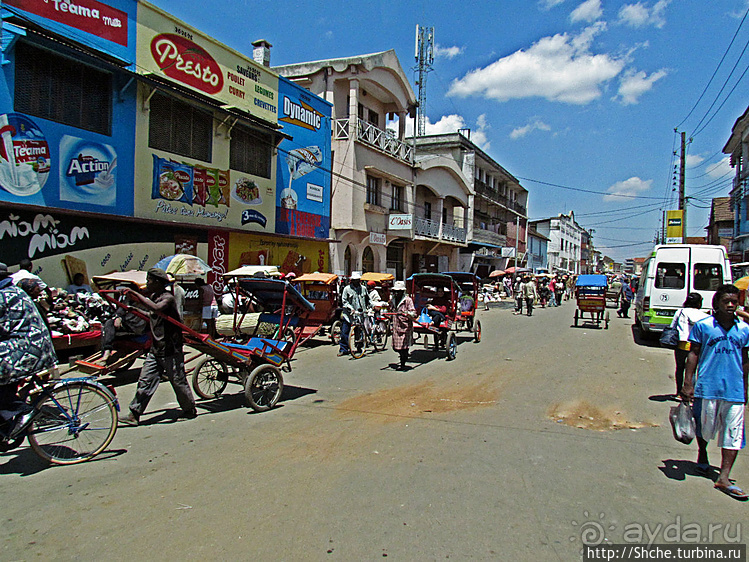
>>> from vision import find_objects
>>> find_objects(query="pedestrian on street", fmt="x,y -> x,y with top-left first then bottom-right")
119,268 -> 197,426
339,272 -> 370,357
195,277 -> 218,338
669,292 -> 709,398
554,276 -> 565,307
168,273 -> 185,321
503,275 -> 512,299
388,281 -> 416,371
521,275 -> 537,317
617,276 -> 634,318
682,284 -> 749,500
513,276 -> 524,315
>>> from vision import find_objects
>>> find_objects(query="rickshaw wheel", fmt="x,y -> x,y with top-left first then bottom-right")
330,320 -> 342,345
473,320 -> 482,343
446,332 -> 457,361
371,320 -> 388,351
192,357 -> 229,400
244,364 -> 284,412
349,324 -> 366,359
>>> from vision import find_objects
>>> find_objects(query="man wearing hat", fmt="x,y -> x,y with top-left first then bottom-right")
119,268 -> 197,426
0,262 -> 57,439
389,280 -> 416,370
339,272 -> 370,356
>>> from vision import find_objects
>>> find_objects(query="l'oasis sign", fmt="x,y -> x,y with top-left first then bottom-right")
150,34 -> 223,95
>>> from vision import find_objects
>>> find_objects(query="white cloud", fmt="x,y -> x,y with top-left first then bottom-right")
618,0 -> 671,28
604,176 -> 653,201
685,154 -> 705,168
510,119 -> 552,139
540,0 -> 566,9
571,0 -> 603,23
614,68 -> 667,104
706,157 -> 733,179
434,44 -> 464,59
448,23 -> 624,105
394,114 -> 491,150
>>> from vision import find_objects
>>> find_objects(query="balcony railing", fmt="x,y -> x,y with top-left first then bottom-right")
474,181 -> 527,216
333,118 -> 413,164
413,218 -> 467,244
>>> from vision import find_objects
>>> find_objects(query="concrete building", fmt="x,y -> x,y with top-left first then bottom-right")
706,196 -> 733,255
275,50 -> 422,278
724,105 -> 749,262
527,229 -> 549,273
530,212 -> 586,274
414,133 -> 528,277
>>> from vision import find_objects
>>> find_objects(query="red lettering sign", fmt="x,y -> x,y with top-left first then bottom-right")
6,0 -> 128,47
150,34 -> 223,95
207,230 -> 229,294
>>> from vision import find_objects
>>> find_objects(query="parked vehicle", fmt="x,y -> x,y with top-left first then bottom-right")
574,274 -> 609,329
635,244 -> 731,334
293,272 -> 342,345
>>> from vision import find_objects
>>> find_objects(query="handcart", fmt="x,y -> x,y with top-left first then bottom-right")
441,271 -> 482,342
74,271 -> 152,376
293,272 -> 342,345
574,274 -> 610,329
408,273 -> 463,361
182,277 -> 315,411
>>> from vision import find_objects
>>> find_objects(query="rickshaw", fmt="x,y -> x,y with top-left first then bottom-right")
74,271 -> 152,375
441,271 -> 482,342
293,272 -> 342,344
408,273 -> 463,360
187,277 -> 315,410
574,274 -> 610,329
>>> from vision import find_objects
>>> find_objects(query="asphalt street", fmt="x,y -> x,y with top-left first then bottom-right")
1,298 -> 746,561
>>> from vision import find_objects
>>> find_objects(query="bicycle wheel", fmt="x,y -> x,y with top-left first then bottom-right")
329,320 -> 342,345
349,323 -> 366,359
244,364 -> 284,412
192,357 -> 229,400
371,320 -> 388,351
28,381 -> 118,465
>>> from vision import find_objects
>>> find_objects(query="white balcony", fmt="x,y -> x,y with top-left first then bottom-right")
334,118 -> 414,164
414,218 -> 467,244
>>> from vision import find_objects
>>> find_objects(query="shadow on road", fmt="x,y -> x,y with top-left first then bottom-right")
658,459 -> 717,482
649,394 -> 679,403
631,325 -> 662,348
0,446 -> 127,476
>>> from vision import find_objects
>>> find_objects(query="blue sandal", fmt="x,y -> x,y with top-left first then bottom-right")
715,484 -> 749,500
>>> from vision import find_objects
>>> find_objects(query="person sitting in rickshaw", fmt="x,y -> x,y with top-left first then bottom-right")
367,281 -> 387,311
426,286 -> 449,326
99,292 -> 149,364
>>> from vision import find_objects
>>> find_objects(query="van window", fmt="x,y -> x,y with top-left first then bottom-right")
693,264 -> 723,291
655,263 -> 685,289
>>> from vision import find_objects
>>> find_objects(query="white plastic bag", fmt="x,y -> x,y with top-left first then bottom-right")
669,402 -> 696,444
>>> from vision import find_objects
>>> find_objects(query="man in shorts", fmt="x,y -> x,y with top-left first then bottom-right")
682,283 -> 749,500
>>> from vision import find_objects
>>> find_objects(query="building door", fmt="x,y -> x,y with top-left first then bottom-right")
387,241 -> 404,279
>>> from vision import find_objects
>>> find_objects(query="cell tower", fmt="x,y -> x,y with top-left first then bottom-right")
415,25 -> 434,137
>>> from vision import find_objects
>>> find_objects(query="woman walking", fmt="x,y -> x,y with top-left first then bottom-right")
670,292 -> 709,398
388,281 -> 416,371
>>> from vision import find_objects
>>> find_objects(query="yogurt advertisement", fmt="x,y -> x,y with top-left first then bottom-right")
0,113 -> 51,198
275,77 -> 332,239
59,136 -> 118,207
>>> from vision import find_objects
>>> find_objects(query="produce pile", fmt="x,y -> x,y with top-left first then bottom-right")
45,290 -> 115,337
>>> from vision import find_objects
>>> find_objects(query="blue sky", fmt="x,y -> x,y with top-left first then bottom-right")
150,0 -> 749,261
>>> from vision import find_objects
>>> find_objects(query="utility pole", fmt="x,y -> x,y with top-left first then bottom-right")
679,131 -> 686,243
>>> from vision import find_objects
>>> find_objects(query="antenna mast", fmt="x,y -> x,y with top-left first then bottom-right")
415,25 -> 434,137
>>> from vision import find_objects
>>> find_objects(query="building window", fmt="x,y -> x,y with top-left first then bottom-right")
391,184 -> 404,211
230,124 -> 272,178
424,201 -> 432,221
362,246 -> 375,273
442,207 -> 448,225
366,175 -> 381,206
149,92 -> 213,162
368,108 -> 379,127
15,42 -> 112,135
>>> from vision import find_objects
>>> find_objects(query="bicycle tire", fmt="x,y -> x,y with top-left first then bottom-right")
27,381 -> 118,465
349,323 -> 366,359
244,364 -> 284,412
371,320 -> 388,351
329,320 -> 342,345
192,357 -> 229,400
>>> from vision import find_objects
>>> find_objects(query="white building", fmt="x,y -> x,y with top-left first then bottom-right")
530,212 -> 586,274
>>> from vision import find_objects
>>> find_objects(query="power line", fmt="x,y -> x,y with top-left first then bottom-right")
515,176 -> 664,200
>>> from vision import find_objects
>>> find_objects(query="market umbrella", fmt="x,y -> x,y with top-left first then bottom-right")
734,275 -> 749,290
488,269 -> 505,278
504,266 -> 530,275
154,254 -> 212,279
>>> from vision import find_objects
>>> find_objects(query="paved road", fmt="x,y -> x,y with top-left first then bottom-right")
1,299 -> 746,560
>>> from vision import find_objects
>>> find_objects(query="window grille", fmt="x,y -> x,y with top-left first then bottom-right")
230,124 -> 272,178
148,92 -> 212,162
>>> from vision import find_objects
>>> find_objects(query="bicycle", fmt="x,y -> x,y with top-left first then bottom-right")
348,310 -> 388,359
0,372 -> 119,465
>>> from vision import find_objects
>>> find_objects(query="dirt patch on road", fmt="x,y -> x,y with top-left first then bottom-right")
548,400 -> 659,431
336,379 -> 500,422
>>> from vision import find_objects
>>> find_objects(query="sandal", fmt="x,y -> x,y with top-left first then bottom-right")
714,484 -> 749,500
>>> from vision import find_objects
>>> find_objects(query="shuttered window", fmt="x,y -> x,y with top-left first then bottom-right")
230,125 -> 272,178
148,92 -> 213,162
14,42 -> 111,135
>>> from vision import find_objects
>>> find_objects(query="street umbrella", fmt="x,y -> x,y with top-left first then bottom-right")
734,275 -> 749,291
504,266 -> 530,275
154,254 -> 212,280
488,269 -> 505,278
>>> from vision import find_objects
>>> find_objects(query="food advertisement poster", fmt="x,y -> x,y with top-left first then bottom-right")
135,149 -> 276,232
0,109 -> 135,216
227,231 -> 329,277
4,0 -> 137,64
136,1 -> 278,125
275,77 -> 332,239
